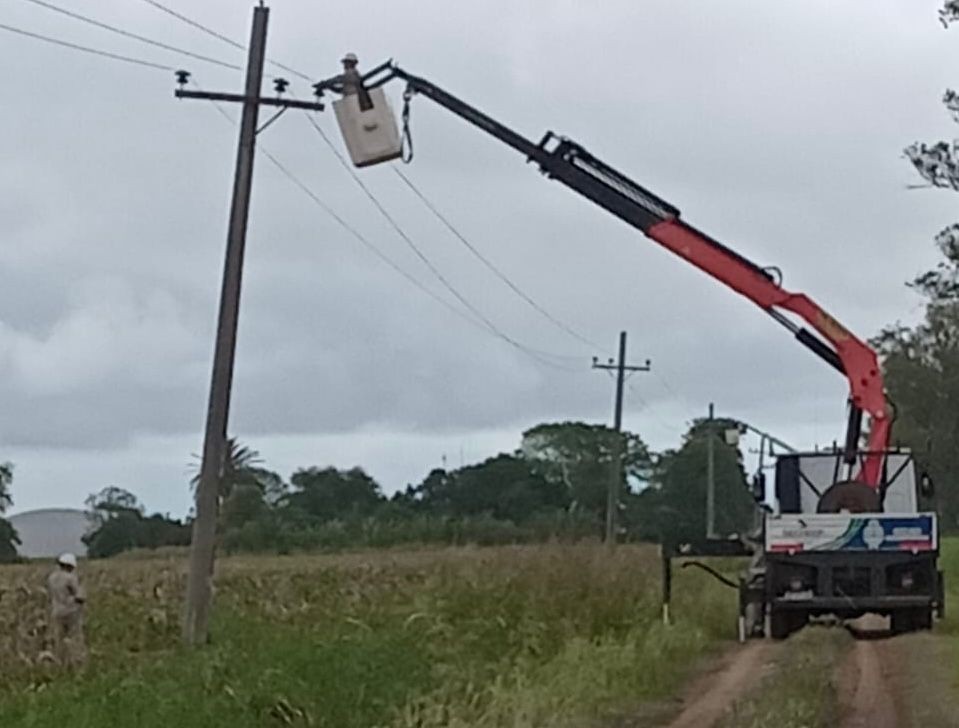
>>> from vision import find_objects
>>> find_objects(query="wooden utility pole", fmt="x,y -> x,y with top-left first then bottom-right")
592,331 -> 650,544
175,3 -> 324,646
706,402 -> 716,539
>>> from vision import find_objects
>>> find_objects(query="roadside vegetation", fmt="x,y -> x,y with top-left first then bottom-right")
68,421 -> 756,561
0,543 -> 738,728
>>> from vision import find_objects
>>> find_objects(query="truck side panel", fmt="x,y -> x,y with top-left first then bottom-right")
765,513 -> 937,554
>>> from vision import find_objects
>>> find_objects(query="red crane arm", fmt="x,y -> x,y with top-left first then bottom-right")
648,220 -> 889,487
353,64 -> 892,487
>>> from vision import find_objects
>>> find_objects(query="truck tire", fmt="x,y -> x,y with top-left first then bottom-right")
891,609 -> 912,634
937,571 -> 946,620
769,608 -> 806,639
891,607 -> 932,634
913,607 -> 933,631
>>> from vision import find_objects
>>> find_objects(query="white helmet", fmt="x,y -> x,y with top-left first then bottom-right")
342,52 -> 358,64
57,553 -> 77,568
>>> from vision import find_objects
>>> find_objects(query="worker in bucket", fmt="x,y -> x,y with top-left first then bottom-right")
340,52 -> 373,110
47,552 -> 87,667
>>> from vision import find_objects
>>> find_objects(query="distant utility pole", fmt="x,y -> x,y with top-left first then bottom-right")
592,331 -> 651,545
706,402 -> 717,539
174,3 -> 324,647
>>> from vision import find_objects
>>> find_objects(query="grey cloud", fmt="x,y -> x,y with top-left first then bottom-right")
1,0 -> 954,513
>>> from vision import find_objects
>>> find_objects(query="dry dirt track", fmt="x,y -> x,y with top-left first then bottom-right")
663,641 -> 778,728
838,616 -> 959,728
637,620 -> 958,728
838,639 -> 898,728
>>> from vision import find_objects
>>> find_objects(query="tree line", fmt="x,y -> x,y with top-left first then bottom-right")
69,420 -> 757,559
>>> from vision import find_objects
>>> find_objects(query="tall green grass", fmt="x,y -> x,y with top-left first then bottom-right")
0,544 -> 738,727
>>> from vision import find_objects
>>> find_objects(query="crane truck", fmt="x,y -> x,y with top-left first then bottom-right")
317,60 -> 943,639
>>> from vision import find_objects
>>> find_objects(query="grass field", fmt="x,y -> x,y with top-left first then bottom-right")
0,543 -> 736,728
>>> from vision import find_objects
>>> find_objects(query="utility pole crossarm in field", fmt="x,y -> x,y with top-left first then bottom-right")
592,331 -> 651,545
177,3 -> 324,647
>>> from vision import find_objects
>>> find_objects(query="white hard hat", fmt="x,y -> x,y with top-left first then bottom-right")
342,52 -> 358,64
57,553 -> 77,568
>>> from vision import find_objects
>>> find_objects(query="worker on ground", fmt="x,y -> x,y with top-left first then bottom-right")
47,552 -> 87,667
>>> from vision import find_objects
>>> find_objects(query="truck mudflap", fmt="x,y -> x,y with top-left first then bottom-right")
765,513 -> 937,554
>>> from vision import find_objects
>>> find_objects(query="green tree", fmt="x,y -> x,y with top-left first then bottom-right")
876,294 -> 959,527
0,519 -> 19,563
84,487 -> 190,558
85,486 -> 143,526
520,421 -> 652,524
221,483 -> 269,531
83,510 -> 143,558
404,455 -> 567,523
190,438 -> 272,503
0,462 -> 12,513
0,462 -> 19,563
284,467 -> 384,522
632,418 -> 756,544
886,5 -> 959,528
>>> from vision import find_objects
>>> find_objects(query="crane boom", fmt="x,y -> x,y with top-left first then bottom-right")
353,63 -> 890,487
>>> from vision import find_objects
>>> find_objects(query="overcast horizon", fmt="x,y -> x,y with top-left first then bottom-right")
2,0 -> 956,518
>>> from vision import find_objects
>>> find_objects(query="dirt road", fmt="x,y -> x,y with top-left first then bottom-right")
610,619 -> 957,728
838,639 -> 898,728
629,623 -> 958,728
663,641 -> 778,728
838,615 -> 959,728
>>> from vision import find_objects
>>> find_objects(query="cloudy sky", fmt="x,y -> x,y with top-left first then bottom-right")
1,0 -> 956,517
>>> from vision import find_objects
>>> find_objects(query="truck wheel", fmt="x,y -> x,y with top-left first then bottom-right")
891,609 -> 911,634
937,571 -> 946,620
891,608 -> 931,633
769,609 -> 805,639
769,610 -> 788,639
913,607 -> 933,631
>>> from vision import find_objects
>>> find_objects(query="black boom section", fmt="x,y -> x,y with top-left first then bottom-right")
388,66 -> 677,232
536,133 -> 679,229
796,329 -> 845,374
376,65 -> 778,278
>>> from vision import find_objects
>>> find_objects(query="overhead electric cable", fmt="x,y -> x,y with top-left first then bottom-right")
138,0 -> 312,80
193,82 -> 576,372
0,20 -> 175,70
392,167 -> 607,353
19,0 -> 243,71
302,112 -> 580,369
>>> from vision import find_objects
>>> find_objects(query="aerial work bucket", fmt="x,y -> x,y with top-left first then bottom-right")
333,87 -> 403,167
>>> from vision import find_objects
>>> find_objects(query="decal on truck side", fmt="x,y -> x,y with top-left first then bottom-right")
765,514 -> 937,553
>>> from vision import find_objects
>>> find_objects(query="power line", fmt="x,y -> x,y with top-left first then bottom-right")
1,5 -> 579,373
0,20 -> 175,71
20,0 -> 576,371
140,0 -> 245,50
625,380 -> 687,440
194,82 -> 576,372
2,7 -> 582,376
195,85 -> 484,329
392,167 -> 607,353
19,0 -> 243,72
138,0 -> 312,81
302,112 -> 580,369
